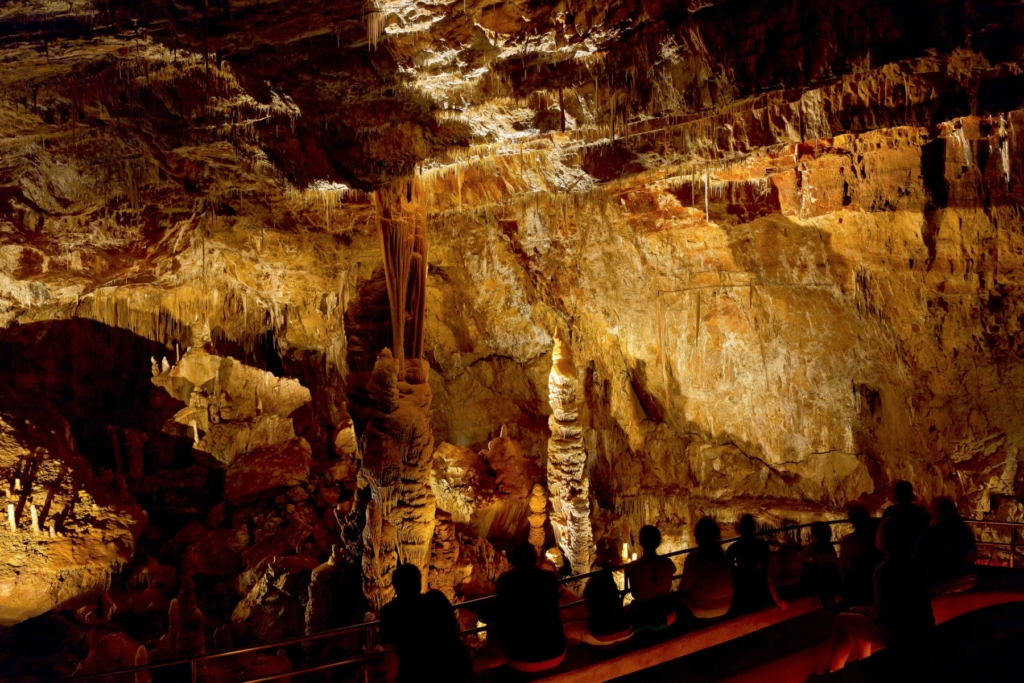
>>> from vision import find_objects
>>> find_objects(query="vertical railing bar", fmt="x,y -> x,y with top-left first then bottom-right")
191,659 -> 198,683
364,623 -> 372,683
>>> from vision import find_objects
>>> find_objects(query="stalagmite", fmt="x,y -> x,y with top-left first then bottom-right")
30,505 -> 39,534
546,330 -> 593,577
361,499 -> 397,611
305,546 -> 339,656
7,504 -> 15,532
151,357 -> 159,377
161,358 -> 170,374
528,484 -> 548,553
359,349 -> 437,597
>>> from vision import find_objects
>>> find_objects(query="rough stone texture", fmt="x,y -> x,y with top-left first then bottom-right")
224,439 -> 316,507
359,350 -> 437,602
547,329 -> 593,575
1,0 -> 1024,653
0,390 -> 143,626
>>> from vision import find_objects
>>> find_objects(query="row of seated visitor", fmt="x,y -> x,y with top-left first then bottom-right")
377,480 -> 979,682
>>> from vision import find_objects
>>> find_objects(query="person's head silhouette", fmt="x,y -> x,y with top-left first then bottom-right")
811,522 -> 832,545
695,517 -> 722,548
639,525 -> 662,556
933,496 -> 961,524
393,563 -> 422,599
893,480 -> 915,505
737,514 -> 757,538
511,542 -> 538,571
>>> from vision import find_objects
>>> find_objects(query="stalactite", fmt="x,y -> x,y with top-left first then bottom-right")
999,114 -> 1012,185
366,1 -> 385,50
374,177 -> 428,371
546,330 -> 592,579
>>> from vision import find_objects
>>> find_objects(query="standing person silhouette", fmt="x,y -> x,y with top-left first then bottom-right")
882,480 -> 931,541
827,517 -> 935,672
493,543 -> 567,672
839,504 -> 882,606
625,525 -> 679,631
380,564 -> 471,683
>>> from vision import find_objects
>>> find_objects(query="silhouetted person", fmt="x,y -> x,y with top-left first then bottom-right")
769,535 -> 806,609
679,517 -> 734,619
583,562 -> 632,645
380,564 -> 471,683
839,504 -> 883,606
882,480 -> 930,540
727,514 -> 772,614
915,497 -> 977,594
493,543 -> 567,671
828,517 -> 934,672
625,525 -> 678,631
803,522 -> 840,605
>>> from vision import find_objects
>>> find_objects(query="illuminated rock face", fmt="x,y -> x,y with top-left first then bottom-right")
547,330 -> 593,576
359,350 -> 436,605
0,392 -> 142,626
2,1 -> 1024,655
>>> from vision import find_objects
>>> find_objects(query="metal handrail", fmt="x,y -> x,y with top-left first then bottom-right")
50,517 -> 1024,682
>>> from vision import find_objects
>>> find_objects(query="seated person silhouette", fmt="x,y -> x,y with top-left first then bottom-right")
679,517 -> 734,619
839,504 -> 882,606
882,480 -> 931,541
827,517 -> 935,672
625,525 -> 678,631
582,559 -> 633,645
769,534 -> 806,608
803,521 -> 840,605
727,514 -> 773,614
493,543 -> 567,672
914,497 -> 977,594
380,563 -> 472,683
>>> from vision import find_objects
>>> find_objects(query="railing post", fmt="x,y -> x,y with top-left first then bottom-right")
1011,524 -> 1016,569
364,626 -> 371,683
190,660 -> 198,683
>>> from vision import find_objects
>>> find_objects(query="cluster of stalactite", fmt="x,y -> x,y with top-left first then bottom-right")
546,330 -> 593,577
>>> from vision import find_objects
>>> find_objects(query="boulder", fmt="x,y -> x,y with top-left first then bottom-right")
225,439 -> 315,506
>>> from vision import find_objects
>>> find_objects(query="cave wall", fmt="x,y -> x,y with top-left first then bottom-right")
1,0 -> 1023,556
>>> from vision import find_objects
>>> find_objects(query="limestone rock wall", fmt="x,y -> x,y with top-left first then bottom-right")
0,390 -> 143,626
1,0 -> 1024,606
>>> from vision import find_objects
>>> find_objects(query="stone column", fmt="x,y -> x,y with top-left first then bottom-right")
359,350 -> 436,603
546,330 -> 593,576
528,484 -> 548,554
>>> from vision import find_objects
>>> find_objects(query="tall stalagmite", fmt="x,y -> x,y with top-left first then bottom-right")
361,175 -> 436,602
546,330 -> 593,576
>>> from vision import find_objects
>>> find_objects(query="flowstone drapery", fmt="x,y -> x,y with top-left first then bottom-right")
546,330 -> 593,576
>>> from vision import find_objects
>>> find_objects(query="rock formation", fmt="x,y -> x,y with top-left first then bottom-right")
3,0 -> 1024,673
546,330 -> 593,576
361,499 -> 398,611
0,391 -> 142,626
151,322 -> 316,505
528,484 -> 549,554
